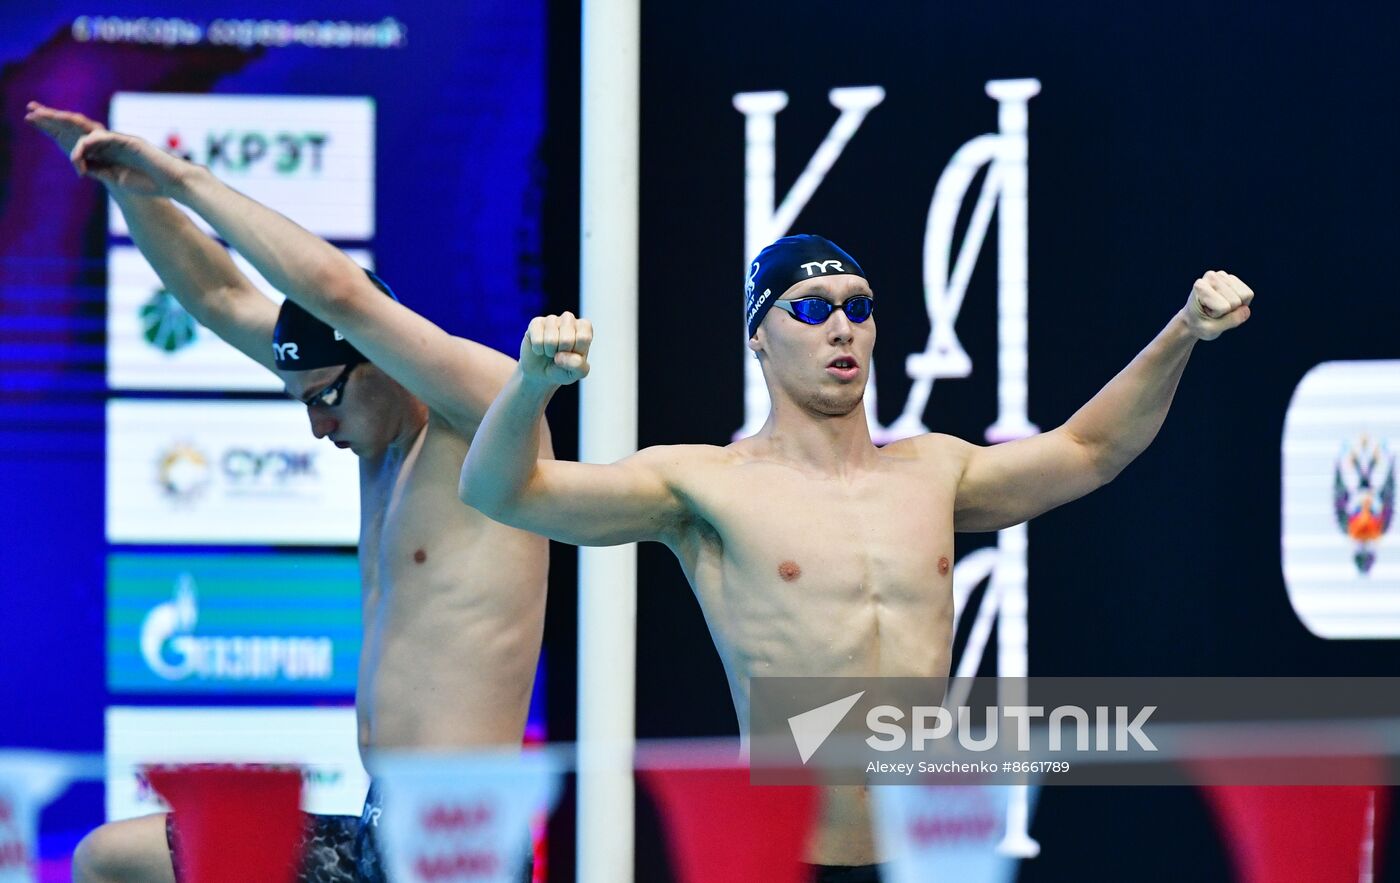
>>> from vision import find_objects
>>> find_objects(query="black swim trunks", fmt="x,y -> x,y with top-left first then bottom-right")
805,862 -> 885,883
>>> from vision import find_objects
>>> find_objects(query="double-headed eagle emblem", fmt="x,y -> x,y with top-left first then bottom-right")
1334,434 -> 1395,574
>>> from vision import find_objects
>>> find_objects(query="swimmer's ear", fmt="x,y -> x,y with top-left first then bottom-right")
746,331 -> 764,355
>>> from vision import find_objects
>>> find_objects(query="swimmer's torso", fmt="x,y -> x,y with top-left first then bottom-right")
355,414 -> 547,754
663,433 -> 964,865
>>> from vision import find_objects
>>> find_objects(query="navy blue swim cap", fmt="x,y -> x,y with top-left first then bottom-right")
744,234 -> 866,338
272,269 -> 397,371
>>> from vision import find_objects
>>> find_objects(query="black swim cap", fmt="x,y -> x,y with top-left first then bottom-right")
272,269 -> 397,371
744,234 -> 866,338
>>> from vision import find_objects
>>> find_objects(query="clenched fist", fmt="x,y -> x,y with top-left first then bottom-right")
519,312 -> 592,385
1184,270 -> 1254,341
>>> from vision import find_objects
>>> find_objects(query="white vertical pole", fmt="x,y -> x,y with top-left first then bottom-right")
1359,788 -> 1376,883
577,0 -> 639,881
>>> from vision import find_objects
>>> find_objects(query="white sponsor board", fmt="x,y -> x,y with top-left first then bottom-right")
106,246 -> 373,391
1282,360 -> 1400,638
105,707 -> 368,820
106,399 -> 360,545
108,92 -> 375,240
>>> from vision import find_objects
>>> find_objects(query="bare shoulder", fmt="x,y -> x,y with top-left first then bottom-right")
884,432 -> 976,469
627,442 -> 734,481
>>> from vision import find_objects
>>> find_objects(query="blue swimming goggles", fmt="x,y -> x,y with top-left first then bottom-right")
770,295 -> 874,325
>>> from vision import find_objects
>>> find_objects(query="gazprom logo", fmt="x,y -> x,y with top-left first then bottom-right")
139,572 -> 199,680
140,573 -> 334,683
110,553 -> 360,694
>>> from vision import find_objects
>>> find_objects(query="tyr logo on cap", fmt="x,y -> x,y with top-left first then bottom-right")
800,259 -> 845,277
272,300 -> 369,372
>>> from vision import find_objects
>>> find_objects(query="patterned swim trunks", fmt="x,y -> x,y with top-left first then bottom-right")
165,789 -> 382,883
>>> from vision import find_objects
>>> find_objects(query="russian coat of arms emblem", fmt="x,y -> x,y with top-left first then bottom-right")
1333,434 -> 1395,574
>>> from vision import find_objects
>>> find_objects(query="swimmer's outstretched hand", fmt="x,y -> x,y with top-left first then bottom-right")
24,102 -> 104,156
519,312 -> 593,386
66,128 -> 192,198
1182,270 -> 1253,341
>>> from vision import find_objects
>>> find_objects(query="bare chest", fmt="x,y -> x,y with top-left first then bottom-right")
736,467 -> 943,570
672,460 -> 957,684
356,426 -> 478,594
687,463 -> 957,617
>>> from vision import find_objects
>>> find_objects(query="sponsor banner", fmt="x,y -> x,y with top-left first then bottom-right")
109,93 -> 375,241
106,246 -> 373,392
1282,360 -> 1400,638
106,399 -> 359,545
749,677 -> 1400,786
872,785 -> 1037,883
105,707 -> 367,820
373,751 -> 562,883
0,753 -> 73,883
107,553 -> 360,694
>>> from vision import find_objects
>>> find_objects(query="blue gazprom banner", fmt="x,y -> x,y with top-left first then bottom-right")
108,553 -> 360,694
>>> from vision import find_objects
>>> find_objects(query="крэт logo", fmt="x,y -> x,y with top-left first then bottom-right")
162,128 -> 330,174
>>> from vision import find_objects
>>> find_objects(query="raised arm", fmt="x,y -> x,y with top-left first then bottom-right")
26,103 -> 277,370
461,313 -> 691,546
952,271 -> 1254,532
66,125 -> 517,431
